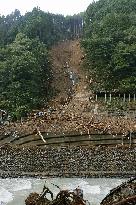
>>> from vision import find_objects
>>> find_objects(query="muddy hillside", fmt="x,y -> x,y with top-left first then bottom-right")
0,40 -> 136,138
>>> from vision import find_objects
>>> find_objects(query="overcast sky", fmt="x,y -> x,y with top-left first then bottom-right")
0,0 -> 94,16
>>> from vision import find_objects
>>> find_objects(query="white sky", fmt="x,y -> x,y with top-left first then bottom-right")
0,0 -> 94,16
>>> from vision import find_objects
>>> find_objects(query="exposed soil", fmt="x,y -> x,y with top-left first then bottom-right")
49,40 -> 90,106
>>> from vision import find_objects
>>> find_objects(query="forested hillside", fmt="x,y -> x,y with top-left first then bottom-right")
0,8 -> 83,119
0,8 -> 83,47
0,0 -> 136,122
82,0 -> 136,93
0,33 -> 51,119
0,1 -> 136,138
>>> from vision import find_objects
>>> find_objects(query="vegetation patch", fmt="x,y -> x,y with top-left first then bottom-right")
82,0 -> 136,93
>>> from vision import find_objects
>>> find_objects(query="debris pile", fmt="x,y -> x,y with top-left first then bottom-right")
25,193 -> 40,205
101,177 -> 136,205
25,185 -> 87,205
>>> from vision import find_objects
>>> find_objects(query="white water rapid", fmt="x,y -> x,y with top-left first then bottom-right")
0,178 -> 127,205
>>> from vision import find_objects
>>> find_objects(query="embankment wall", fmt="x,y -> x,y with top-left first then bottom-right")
0,145 -> 135,178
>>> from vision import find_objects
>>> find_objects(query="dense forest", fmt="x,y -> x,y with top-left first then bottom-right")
0,8 -> 83,119
82,0 -> 136,93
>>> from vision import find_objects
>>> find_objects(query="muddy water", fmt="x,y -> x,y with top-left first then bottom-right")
0,177 -> 127,205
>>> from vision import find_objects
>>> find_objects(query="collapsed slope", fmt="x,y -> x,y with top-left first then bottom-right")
0,40 -> 135,139
49,40 -> 91,115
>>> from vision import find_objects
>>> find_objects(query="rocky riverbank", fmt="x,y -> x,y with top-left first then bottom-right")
0,144 -> 135,178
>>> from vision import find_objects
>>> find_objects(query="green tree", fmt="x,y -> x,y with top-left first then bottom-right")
83,0 -> 136,93
0,33 -> 52,119
0,10 -> 22,46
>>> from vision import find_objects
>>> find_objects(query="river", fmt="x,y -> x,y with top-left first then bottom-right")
0,177 -> 127,205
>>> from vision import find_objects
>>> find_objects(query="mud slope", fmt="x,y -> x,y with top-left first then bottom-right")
0,40 -> 135,139
49,40 -> 90,105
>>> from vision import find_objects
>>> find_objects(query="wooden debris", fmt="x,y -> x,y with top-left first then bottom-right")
25,185 -> 87,205
101,177 -> 136,205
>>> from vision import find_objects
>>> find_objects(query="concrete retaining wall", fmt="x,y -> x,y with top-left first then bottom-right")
1,132 -> 136,147
0,145 -> 135,178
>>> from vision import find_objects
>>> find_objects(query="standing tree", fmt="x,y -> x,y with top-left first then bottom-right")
0,33 -> 52,119
82,0 -> 136,93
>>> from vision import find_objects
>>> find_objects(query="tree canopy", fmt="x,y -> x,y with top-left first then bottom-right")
0,33 -> 52,119
82,0 -> 136,93
0,8 -> 83,47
